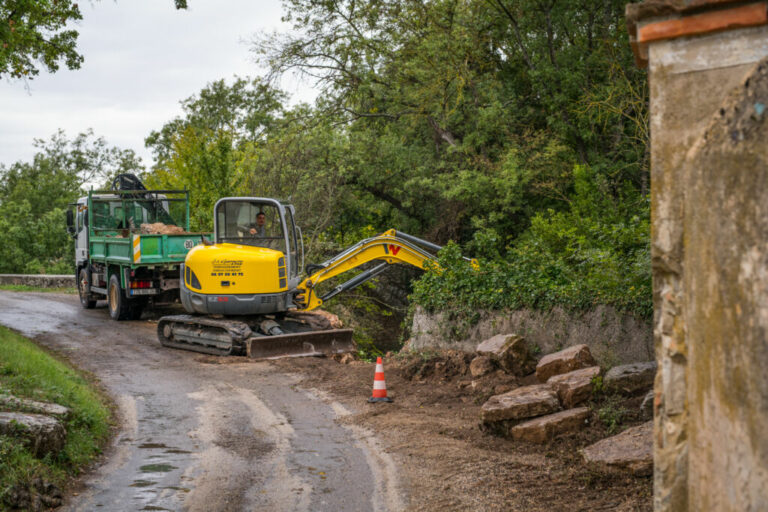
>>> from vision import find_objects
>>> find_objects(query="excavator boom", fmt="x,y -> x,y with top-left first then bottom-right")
294,229 -> 442,311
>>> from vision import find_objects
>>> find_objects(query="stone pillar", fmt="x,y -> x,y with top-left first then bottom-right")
627,2 -> 768,510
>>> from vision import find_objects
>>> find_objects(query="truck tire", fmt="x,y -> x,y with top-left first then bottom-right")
108,274 -> 131,320
78,268 -> 97,309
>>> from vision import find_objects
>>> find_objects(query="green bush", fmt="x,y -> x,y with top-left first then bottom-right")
411,165 -> 651,321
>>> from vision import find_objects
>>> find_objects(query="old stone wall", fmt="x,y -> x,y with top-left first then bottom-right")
409,305 -> 652,367
645,23 -> 768,512
682,58 -> 768,511
0,274 -> 75,288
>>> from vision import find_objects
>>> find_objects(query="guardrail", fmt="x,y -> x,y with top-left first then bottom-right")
0,274 -> 76,288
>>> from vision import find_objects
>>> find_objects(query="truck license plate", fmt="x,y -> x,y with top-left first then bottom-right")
130,289 -> 158,296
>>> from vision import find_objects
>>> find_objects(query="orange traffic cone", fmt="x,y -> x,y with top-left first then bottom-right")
368,356 -> 393,403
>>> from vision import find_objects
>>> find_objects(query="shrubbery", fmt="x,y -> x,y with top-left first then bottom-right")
411,166 -> 651,319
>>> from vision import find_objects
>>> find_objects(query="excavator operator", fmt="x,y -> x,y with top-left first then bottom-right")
249,211 -> 267,237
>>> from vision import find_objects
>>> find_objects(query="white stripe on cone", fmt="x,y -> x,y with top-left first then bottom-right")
373,381 -> 387,390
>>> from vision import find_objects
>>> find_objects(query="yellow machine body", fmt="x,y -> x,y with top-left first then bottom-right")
184,243 -> 288,296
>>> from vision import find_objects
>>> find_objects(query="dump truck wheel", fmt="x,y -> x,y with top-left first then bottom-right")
108,274 -> 131,321
78,268 -> 97,309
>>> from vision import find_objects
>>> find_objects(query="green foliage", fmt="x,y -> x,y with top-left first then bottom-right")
144,77 -> 285,231
257,0 -> 648,248
0,326 -> 111,507
0,0 -> 83,79
411,163 -> 651,321
597,396 -> 628,434
0,130 -> 143,274
591,375 -> 605,395
0,285 -> 77,293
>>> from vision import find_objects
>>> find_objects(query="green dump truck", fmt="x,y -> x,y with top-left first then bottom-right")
66,174 -> 210,320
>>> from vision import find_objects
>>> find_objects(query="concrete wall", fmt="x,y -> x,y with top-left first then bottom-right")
409,305 -> 652,367
0,274 -> 76,288
645,24 -> 768,512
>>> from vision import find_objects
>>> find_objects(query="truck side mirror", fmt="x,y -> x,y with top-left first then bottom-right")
66,209 -> 76,238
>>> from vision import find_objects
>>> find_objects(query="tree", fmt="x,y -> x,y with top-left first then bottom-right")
0,0 -> 83,79
0,130 -> 143,273
0,0 -> 189,80
143,77 -> 286,230
255,0 -> 647,247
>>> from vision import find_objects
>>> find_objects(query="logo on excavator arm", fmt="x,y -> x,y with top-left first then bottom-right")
382,243 -> 402,256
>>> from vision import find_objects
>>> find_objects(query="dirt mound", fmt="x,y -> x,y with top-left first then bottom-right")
140,223 -> 186,235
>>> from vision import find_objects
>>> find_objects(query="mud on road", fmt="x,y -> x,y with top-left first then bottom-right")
0,292 -> 403,512
0,291 -> 651,511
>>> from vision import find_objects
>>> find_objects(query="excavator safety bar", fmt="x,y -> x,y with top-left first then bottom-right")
295,229 -> 442,311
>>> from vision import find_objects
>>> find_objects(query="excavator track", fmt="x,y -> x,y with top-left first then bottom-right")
157,315 -> 251,356
157,314 -> 356,359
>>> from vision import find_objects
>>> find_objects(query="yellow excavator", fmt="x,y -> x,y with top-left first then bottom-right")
156,197 -> 457,358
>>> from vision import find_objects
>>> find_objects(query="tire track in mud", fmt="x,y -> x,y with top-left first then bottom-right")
185,383 -> 311,511
0,292 -> 398,511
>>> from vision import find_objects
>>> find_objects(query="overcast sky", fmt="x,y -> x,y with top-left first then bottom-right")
0,0 -> 315,169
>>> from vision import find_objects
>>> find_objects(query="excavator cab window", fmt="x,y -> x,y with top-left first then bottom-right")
216,200 -> 286,251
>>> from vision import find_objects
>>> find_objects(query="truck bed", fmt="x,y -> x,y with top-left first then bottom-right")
89,231 -> 211,267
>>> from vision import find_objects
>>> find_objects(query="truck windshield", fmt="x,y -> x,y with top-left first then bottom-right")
216,201 -> 285,250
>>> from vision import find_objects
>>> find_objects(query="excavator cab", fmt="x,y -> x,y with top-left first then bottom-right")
180,198 -> 303,315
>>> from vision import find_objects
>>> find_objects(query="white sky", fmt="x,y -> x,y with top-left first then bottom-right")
0,0 -> 316,169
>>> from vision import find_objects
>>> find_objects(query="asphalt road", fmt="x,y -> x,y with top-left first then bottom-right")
0,292 -> 404,512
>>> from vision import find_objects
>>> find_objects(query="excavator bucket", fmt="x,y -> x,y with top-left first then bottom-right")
245,328 -> 355,359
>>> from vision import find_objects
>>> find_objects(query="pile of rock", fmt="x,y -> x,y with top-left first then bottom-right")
480,342 -> 600,443
476,336 -> 657,475
0,394 -> 69,509
579,360 -> 656,475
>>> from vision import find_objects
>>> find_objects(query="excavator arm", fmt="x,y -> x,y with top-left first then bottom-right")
294,229 -> 445,311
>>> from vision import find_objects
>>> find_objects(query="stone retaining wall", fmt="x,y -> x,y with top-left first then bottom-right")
410,305 -> 652,367
0,274 -> 76,288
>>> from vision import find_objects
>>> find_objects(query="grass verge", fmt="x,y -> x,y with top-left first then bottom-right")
0,285 -> 77,294
0,326 -> 111,508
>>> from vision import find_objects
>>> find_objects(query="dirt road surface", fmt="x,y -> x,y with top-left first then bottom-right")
0,292 -> 404,512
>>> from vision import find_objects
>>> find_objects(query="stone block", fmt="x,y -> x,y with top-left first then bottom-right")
0,394 -> 71,420
510,407 -> 591,443
469,355 -> 495,377
481,384 -> 560,423
535,344 -> 596,382
604,361 -> 657,395
581,421 -> 653,476
476,333 -> 536,376
0,412 -> 66,457
547,366 -> 601,408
